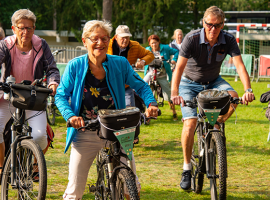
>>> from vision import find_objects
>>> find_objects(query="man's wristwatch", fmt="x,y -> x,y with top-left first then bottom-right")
141,60 -> 146,65
149,102 -> 158,107
245,88 -> 253,93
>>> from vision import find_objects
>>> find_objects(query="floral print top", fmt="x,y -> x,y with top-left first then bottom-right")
79,68 -> 115,120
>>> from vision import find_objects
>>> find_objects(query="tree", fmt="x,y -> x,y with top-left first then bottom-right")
103,0 -> 113,22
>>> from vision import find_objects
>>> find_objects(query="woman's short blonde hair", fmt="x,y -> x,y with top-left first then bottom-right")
171,29 -> 183,40
0,27 -> 5,39
203,6 -> 225,22
82,20 -> 113,39
11,9 -> 36,26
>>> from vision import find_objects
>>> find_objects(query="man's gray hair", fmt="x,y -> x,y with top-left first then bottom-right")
203,6 -> 225,22
82,20 -> 112,39
0,27 -> 5,39
11,9 -> 36,26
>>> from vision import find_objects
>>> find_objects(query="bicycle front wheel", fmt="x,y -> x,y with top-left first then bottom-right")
209,132 -> 227,200
1,139 -> 47,200
191,122 -> 204,193
114,169 -> 139,200
46,104 -> 56,125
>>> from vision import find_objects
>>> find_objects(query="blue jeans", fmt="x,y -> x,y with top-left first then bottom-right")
125,87 -> 135,107
179,75 -> 236,120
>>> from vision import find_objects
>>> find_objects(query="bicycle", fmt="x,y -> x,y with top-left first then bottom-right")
0,78 -> 52,199
183,89 -> 242,200
67,107 -> 160,200
45,49 -> 66,125
147,56 -> 164,107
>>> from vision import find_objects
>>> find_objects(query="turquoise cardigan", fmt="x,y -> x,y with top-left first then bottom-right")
144,44 -> 178,82
55,54 -> 156,153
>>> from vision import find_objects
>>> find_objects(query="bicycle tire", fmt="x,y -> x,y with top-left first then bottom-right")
1,139 -> 47,200
209,132 -> 227,200
114,169 -> 139,200
191,122 -> 204,193
46,105 -> 56,125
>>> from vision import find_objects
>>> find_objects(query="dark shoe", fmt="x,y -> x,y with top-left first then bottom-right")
173,114 -> 178,121
180,170 -> 191,190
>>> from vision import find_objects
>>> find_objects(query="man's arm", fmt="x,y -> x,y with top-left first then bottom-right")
171,56 -> 188,105
137,45 -> 154,65
233,55 -> 255,104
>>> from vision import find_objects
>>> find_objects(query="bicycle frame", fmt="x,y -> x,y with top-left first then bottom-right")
95,141 -> 135,197
195,117 -> 226,180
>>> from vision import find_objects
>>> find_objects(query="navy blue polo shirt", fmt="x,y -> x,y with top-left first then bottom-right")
179,28 -> 241,82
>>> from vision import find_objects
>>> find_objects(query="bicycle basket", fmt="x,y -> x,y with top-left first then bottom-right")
10,83 -> 52,111
148,59 -> 163,68
197,89 -> 231,115
98,107 -> 141,141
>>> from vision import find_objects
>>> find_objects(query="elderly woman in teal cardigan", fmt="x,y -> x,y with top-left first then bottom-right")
144,34 -> 179,121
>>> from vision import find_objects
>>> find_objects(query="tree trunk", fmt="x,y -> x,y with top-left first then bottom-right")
143,25 -> 148,44
103,0 -> 113,22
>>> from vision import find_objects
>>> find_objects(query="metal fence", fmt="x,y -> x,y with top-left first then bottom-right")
50,46 -> 87,63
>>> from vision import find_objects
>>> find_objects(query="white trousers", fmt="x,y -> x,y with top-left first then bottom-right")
0,98 -> 47,150
63,130 -> 141,199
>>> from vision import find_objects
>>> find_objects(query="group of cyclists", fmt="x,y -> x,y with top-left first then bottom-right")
0,5 -> 255,199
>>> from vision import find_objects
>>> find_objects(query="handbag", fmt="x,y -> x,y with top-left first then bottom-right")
10,83 -> 52,111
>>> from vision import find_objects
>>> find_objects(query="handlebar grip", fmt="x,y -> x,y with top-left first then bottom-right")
157,108 -> 162,116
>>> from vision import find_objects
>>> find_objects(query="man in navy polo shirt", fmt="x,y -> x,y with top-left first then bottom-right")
171,6 -> 255,190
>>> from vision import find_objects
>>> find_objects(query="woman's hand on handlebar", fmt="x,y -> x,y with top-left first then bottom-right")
48,84 -> 58,96
67,116 -> 86,131
241,92 -> 255,105
171,95 -> 185,106
145,106 -> 159,118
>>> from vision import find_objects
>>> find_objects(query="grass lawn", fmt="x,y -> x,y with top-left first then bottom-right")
45,76 -> 270,199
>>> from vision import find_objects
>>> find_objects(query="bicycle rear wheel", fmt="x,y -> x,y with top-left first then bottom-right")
191,122 -> 204,193
114,169 -> 139,200
1,139 -> 47,200
209,132 -> 227,200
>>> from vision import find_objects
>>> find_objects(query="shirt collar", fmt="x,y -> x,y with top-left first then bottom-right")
199,28 -> 226,45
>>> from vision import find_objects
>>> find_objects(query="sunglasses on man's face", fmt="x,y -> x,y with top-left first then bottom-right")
204,20 -> 223,29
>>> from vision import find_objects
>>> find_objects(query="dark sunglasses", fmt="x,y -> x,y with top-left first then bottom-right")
204,20 -> 223,29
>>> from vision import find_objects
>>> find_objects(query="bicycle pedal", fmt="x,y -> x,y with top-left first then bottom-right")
89,185 -> 96,192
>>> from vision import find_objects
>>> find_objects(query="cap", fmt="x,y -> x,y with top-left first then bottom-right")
115,25 -> 132,37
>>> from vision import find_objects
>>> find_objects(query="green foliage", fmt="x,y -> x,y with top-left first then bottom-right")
0,0 -> 268,43
0,0 -> 53,31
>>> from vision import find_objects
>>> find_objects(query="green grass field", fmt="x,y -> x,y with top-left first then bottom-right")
45,76 -> 270,199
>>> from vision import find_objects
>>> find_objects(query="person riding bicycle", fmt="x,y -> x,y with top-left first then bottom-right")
0,9 -> 60,173
54,20 -> 159,200
169,29 -> 184,51
170,6 -> 255,191
107,25 -> 154,107
144,34 -> 179,121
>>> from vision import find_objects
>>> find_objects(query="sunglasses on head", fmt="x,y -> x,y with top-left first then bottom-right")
204,20 -> 223,29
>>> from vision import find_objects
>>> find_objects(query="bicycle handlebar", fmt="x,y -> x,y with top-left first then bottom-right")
183,97 -> 243,108
66,111 -> 161,129
52,49 -> 66,56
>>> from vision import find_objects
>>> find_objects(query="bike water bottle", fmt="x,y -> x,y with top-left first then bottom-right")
4,75 -> 16,100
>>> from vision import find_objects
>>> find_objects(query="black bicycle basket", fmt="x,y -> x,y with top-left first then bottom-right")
197,89 -> 231,116
10,83 -> 52,111
98,107 -> 141,141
